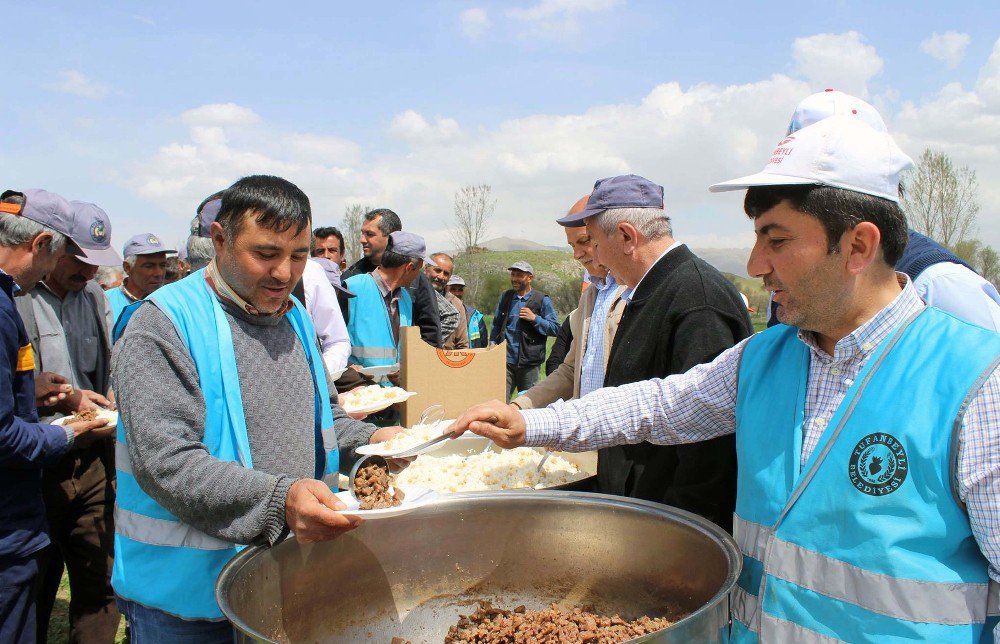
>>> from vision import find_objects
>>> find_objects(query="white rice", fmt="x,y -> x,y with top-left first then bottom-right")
396,448 -> 584,492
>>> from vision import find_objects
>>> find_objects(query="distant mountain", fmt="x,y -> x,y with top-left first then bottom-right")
690,247 -> 752,278
480,236 -> 561,252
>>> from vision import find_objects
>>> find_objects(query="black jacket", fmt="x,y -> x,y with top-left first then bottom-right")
490,289 -> 547,367
344,256 -> 442,347
600,245 -> 752,532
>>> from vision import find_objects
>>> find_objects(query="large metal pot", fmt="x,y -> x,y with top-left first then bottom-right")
218,491 -> 740,643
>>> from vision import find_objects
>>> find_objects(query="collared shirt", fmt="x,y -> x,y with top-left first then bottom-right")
500,289 -> 560,366
32,283 -> 104,391
119,279 -> 142,303
913,261 -> 1000,332
578,273 -> 618,397
621,240 -> 682,303
204,259 -> 293,318
301,259 -> 351,377
523,275 -> 1000,584
371,269 -> 401,343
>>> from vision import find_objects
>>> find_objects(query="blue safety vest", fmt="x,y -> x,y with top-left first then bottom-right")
111,270 -> 338,620
467,307 -> 484,344
732,308 -> 1000,642
345,273 -> 412,376
105,286 -> 132,333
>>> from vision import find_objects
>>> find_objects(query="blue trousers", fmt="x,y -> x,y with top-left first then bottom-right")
116,596 -> 233,644
0,552 -> 40,644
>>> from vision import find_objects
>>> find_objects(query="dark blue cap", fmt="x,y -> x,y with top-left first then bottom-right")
556,174 -> 665,226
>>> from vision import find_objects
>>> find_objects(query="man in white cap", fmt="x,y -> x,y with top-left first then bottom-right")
453,115 -> 1000,641
447,275 -> 488,348
16,200 -> 122,642
344,231 -> 429,386
105,233 -> 174,324
489,260 -> 560,401
0,189 -> 113,644
770,88 -> 1000,331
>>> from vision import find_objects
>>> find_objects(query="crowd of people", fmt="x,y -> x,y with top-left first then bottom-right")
2,88 -> 1000,644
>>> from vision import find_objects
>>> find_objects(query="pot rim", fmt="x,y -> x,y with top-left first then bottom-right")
216,490 -> 742,643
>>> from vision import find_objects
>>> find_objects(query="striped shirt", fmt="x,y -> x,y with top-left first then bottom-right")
524,275 -> 1000,584
578,273 -> 618,397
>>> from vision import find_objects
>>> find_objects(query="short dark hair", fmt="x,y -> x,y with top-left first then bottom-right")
215,175 -> 311,241
364,208 -> 402,235
312,226 -> 345,254
744,185 -> 908,266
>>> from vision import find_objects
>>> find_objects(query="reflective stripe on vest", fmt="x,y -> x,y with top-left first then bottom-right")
115,506 -> 233,551
111,271 -> 336,619
759,615 -> 841,644
350,345 -> 397,359
733,309 -> 1000,642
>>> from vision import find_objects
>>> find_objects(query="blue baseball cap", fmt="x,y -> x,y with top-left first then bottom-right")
388,231 -> 433,263
123,233 -> 174,258
68,201 -> 121,266
556,174 -> 665,226
196,195 -> 223,238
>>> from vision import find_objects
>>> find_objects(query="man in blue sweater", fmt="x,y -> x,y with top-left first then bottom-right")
0,189 -> 112,643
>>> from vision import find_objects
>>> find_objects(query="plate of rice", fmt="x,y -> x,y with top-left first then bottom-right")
355,420 -> 479,457
338,384 -> 416,415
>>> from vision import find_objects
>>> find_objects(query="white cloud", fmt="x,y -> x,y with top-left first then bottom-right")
792,31 -> 883,98
506,0 -> 624,38
43,70 -> 110,99
126,36 -> 1000,259
180,103 -> 262,127
388,110 -> 463,145
920,31 -> 971,68
460,7 -> 490,39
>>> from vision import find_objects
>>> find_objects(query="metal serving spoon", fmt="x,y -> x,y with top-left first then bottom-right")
348,454 -> 392,502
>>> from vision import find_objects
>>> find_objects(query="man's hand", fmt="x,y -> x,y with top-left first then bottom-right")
65,419 -> 116,448
518,307 -> 537,322
36,372 -> 73,408
386,371 -> 401,386
449,400 -> 527,448
60,389 -> 112,414
369,426 -> 405,445
285,479 -> 363,544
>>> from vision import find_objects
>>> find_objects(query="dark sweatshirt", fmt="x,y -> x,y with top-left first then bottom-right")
600,244 -> 752,532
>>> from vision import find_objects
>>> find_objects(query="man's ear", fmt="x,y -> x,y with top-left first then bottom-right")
30,232 -> 54,255
843,221 -> 883,275
210,221 -> 227,255
619,222 -> 639,255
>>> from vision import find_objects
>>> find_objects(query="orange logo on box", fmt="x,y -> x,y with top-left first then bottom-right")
436,349 -> 475,368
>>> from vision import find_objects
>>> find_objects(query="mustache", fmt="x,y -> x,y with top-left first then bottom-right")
763,279 -> 784,291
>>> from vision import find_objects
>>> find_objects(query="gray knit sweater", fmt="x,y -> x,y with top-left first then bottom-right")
111,298 -> 377,545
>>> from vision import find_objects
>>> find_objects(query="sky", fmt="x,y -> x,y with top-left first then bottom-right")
2,1 -> 1000,263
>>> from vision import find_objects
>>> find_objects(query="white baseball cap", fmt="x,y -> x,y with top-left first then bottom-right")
709,115 -> 913,203
787,89 -> 886,135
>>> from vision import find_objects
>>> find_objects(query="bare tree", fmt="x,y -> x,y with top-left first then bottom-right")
902,149 -> 980,247
340,203 -> 370,264
450,184 -> 496,254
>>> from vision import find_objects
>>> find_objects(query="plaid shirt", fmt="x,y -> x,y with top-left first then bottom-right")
524,275 -> 1000,585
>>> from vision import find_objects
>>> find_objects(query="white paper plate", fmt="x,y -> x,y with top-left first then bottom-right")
338,387 -> 417,415
334,486 -> 438,518
51,408 -> 118,428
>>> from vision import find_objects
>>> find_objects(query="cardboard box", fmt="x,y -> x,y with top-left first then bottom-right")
399,325 -> 506,426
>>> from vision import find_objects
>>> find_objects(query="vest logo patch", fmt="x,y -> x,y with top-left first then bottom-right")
848,433 -> 908,496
